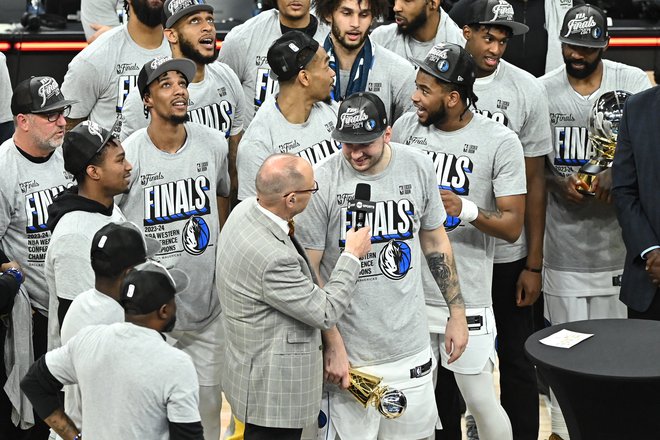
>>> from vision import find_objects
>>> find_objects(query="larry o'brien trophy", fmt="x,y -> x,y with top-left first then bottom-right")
576,90 -> 631,196
348,368 -> 407,419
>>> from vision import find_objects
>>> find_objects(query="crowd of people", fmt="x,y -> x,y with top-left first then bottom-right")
0,0 -> 656,440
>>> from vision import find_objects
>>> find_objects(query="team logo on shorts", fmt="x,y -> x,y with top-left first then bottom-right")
378,240 -> 412,280
182,216 -> 210,255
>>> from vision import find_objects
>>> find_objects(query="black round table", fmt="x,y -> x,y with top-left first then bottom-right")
525,319 -> 660,440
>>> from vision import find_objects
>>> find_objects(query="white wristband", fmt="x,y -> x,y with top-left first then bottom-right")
457,198 -> 478,223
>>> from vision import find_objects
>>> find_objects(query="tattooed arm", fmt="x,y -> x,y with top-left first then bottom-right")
440,190 -> 525,243
420,226 -> 468,364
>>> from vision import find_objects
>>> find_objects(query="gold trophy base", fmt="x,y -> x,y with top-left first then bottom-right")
347,368 -> 407,419
576,158 -> 612,196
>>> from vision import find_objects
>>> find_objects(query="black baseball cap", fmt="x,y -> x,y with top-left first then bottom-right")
121,261 -> 189,315
267,30 -> 320,81
91,222 -> 161,275
62,120 -> 120,175
332,92 -> 388,144
163,0 -> 213,28
412,43 -> 476,87
559,4 -> 609,48
468,0 -> 529,36
10,76 -> 78,116
137,56 -> 196,98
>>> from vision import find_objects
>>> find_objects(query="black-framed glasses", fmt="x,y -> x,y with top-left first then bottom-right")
283,180 -> 319,197
39,106 -> 71,123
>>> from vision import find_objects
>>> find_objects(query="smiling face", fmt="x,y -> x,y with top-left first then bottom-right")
144,70 -> 190,124
172,11 -> 218,65
328,0 -> 373,52
412,69 -> 449,127
303,47 -> 336,102
92,139 -> 133,195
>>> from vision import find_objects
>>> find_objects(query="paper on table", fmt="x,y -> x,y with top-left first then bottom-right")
539,329 -> 594,348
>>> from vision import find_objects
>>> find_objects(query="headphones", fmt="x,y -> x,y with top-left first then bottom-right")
21,12 -> 67,31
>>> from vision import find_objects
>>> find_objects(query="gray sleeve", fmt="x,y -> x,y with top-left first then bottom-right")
492,132 -> 527,198
80,0 -> 121,40
44,339 -> 78,386
120,88 -> 149,141
0,54 -> 12,123
225,68 -> 247,135
390,116 -> 410,144
215,137 -> 231,197
519,83 -> 553,157
61,58 -> 103,119
166,355 -> 201,424
419,158 -> 446,230
627,69 -> 654,94
217,32 -> 247,83
236,132 -> 272,200
391,63 -> 417,123
51,234 -> 95,300
369,26 -> 388,47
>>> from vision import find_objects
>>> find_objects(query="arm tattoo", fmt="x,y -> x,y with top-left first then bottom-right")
425,251 -> 464,307
478,208 -> 503,220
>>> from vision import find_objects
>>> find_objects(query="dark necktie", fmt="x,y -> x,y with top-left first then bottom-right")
287,218 -> 295,237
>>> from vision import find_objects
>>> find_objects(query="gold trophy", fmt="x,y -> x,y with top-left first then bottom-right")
348,368 -> 407,419
576,90 -> 631,196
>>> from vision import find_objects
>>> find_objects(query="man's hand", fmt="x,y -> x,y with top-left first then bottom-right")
0,261 -> 22,273
344,226 -> 372,259
646,249 -> 660,284
591,169 -> 613,204
516,269 -> 541,307
87,23 -> 112,43
440,190 -> 462,217
322,330 -> 350,389
445,309 -> 468,364
559,174 -> 588,203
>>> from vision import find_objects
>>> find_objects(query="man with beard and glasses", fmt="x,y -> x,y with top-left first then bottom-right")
237,31 -> 339,201
118,56 -> 230,440
313,0 -> 416,123
539,5 -> 651,440
457,2 -> 550,439
392,43 -> 525,440
370,0 -> 465,62
45,120 -> 131,352
61,0 -> 170,130
120,0 -> 246,206
21,261 -> 204,440
218,0 -> 329,125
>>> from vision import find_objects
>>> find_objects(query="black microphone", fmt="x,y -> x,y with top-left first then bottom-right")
348,183 -> 375,230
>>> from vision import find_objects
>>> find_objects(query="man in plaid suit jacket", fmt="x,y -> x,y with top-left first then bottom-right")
216,154 -> 372,440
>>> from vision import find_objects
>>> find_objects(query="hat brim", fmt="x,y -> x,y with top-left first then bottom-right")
144,59 -> 197,95
165,4 -> 214,28
31,98 -> 79,115
558,35 -> 609,48
331,128 -> 385,145
477,20 -> 529,36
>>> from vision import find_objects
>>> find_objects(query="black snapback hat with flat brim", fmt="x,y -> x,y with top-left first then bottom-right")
469,0 -> 529,36
332,92 -> 388,144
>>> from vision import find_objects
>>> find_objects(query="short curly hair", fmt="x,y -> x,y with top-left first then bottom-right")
313,0 -> 390,25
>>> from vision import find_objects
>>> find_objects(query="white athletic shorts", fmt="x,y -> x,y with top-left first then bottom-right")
319,345 -> 440,440
430,306 -> 497,375
543,267 -> 626,325
168,313 -> 224,386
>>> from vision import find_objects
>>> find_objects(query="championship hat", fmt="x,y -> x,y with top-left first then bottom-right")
468,0 -> 529,35
10,76 -> 78,116
332,92 -> 388,144
559,4 -> 609,48
412,43 -> 476,87
137,56 -> 196,98
120,261 -> 189,315
91,222 -> 161,275
267,30 -> 320,81
163,0 -> 213,28
62,120 -> 118,175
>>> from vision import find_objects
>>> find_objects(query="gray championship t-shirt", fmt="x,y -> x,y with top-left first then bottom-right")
46,323 -> 200,440
120,61 -> 246,140
236,97 -> 340,200
370,9 -> 466,62
60,288 -> 124,434
392,112 -> 526,309
80,0 -> 120,40
0,141 -> 74,313
0,53 -> 12,124
296,143 -> 445,366
45,205 -> 126,350
61,25 -> 170,128
472,59 -> 553,264
217,9 -> 329,125
540,60 -> 652,272
119,122 -> 230,331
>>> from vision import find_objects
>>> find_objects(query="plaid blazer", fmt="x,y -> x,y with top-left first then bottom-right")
216,198 -> 359,428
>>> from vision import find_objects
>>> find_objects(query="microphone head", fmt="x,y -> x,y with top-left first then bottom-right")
355,183 -> 371,201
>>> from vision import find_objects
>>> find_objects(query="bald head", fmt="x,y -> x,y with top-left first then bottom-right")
256,154 -> 310,203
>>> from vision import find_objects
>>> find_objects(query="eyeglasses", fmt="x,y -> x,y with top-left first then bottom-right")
38,106 -> 71,123
283,180 -> 319,198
